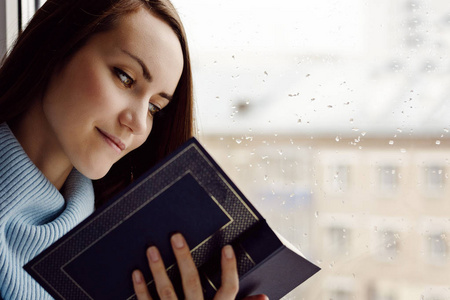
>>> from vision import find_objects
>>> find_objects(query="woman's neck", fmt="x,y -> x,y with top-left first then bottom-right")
8,100 -> 73,190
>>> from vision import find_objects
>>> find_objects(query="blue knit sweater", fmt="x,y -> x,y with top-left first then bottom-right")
0,123 -> 95,299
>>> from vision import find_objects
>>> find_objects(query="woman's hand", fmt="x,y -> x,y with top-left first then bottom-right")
132,233 -> 268,300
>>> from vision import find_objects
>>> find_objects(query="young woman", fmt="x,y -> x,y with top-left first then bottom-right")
0,0 -> 266,299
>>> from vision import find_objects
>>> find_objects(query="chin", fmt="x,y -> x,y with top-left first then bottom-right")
76,163 -> 112,180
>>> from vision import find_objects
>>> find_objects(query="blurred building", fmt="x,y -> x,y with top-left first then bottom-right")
192,1 -> 450,298
199,134 -> 450,300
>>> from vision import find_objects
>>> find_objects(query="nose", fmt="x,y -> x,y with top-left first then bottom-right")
119,99 -> 150,135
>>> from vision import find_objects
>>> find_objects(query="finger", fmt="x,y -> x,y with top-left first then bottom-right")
147,246 -> 178,300
171,233 -> 203,300
132,270 -> 153,300
213,245 -> 239,300
243,295 -> 269,300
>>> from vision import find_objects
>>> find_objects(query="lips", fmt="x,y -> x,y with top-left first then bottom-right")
96,127 -> 126,153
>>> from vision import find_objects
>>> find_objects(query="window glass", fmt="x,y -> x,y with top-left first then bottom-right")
172,0 -> 450,299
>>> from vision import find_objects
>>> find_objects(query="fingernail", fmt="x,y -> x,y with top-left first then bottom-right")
133,270 -> 143,284
223,245 -> 234,259
171,233 -> 184,249
147,246 -> 160,262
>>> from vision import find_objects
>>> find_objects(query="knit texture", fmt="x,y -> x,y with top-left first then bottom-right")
0,123 -> 95,300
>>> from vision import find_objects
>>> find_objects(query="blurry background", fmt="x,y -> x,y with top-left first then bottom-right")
3,0 -> 450,299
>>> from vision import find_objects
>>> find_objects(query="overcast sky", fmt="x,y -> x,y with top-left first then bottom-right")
169,0 -> 450,138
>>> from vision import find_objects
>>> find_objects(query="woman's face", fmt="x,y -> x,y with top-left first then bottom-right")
42,7 -> 183,179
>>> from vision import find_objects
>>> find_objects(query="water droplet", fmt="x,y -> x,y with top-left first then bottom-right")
444,128 -> 449,133
264,175 -> 269,181
436,140 -> 441,145
389,140 -> 394,145
335,136 -> 340,142
236,139 -> 242,144
400,148 -> 407,153
315,211 -> 319,218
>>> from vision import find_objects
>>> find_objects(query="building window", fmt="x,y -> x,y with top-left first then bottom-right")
329,289 -> 353,300
424,165 -> 446,194
368,282 -> 397,300
327,226 -> 351,255
329,164 -> 350,193
426,232 -> 448,264
379,166 -> 398,194
375,229 -> 400,260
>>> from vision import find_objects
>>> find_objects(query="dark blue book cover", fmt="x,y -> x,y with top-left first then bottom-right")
24,138 -> 320,300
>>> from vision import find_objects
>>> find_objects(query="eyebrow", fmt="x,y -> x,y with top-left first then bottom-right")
121,49 -> 173,102
122,49 -> 151,81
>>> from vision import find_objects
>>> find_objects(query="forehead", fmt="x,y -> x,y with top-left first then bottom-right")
104,7 -> 184,90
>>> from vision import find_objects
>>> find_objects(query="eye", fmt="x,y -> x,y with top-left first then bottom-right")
148,102 -> 161,117
114,68 -> 134,88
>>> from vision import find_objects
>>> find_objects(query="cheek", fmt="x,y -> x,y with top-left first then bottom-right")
57,53 -> 113,112
74,65 -> 113,109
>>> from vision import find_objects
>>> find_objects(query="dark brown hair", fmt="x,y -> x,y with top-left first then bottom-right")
0,0 -> 193,207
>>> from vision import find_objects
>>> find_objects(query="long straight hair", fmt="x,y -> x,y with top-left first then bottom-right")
0,0 -> 194,207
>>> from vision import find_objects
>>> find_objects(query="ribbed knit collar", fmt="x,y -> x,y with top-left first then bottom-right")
0,122 -> 95,300
0,122 -> 94,222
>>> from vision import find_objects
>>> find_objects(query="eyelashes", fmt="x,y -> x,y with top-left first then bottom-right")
114,67 -> 161,117
114,67 -> 134,88
148,102 -> 160,117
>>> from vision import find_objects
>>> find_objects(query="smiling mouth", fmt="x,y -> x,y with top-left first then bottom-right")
96,128 -> 126,154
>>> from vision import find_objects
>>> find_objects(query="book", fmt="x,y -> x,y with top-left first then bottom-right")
24,137 -> 320,300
